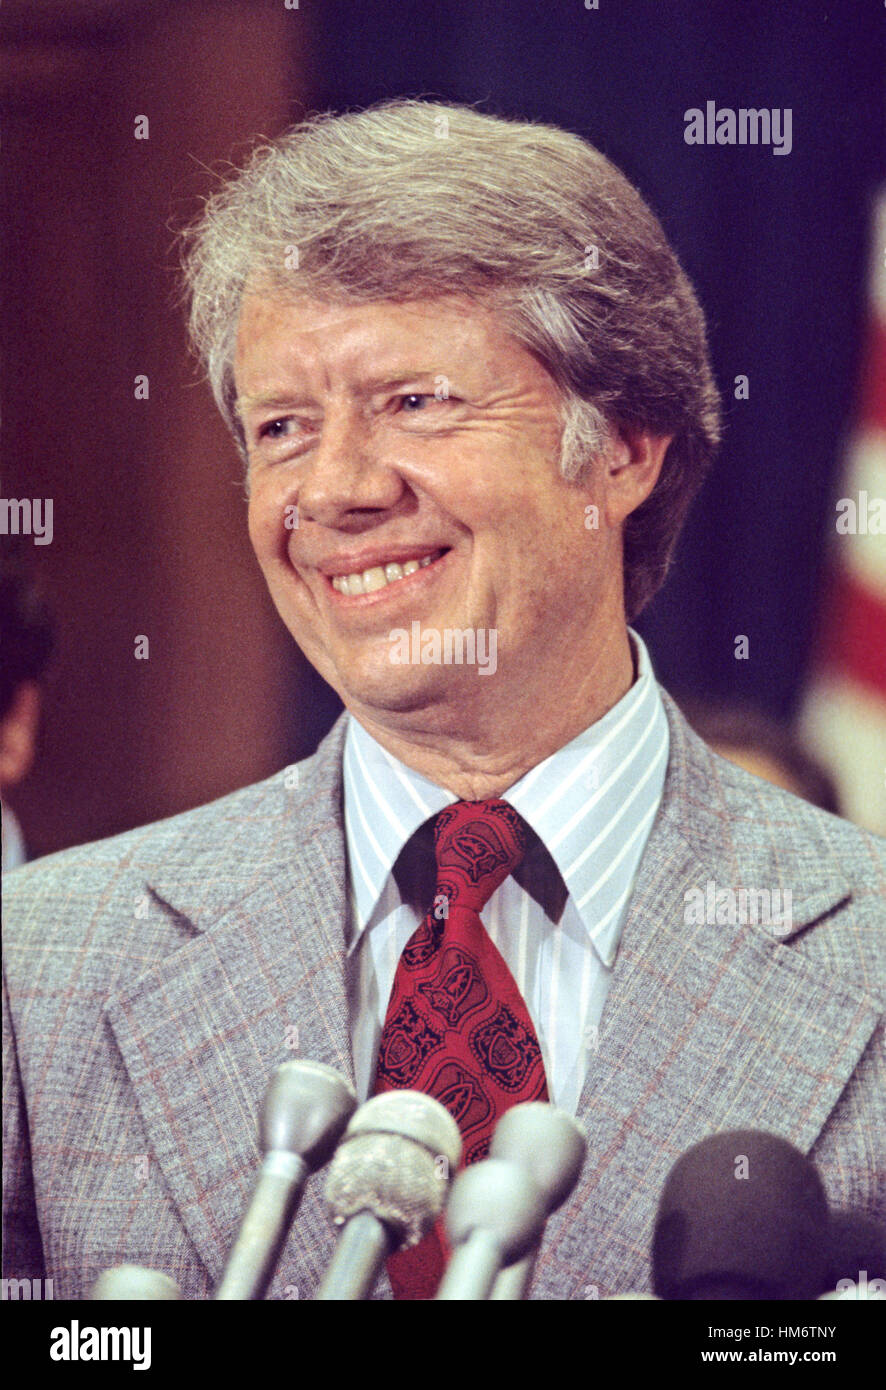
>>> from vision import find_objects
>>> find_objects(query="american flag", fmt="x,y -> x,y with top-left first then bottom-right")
801,193 -> 886,834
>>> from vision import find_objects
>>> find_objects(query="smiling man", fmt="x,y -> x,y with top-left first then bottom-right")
237,292 -> 659,793
3,101 -> 884,1302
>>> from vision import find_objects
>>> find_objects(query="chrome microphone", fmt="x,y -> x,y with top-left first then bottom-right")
215,1059 -> 357,1300
436,1157 -> 549,1300
316,1090 -> 462,1300
91,1266 -> 181,1299
487,1102 -> 587,1299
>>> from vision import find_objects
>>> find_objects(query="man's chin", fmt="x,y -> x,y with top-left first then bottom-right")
325,655 -> 468,718
341,673 -> 453,717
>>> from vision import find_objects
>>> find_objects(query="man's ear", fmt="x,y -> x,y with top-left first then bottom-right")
0,681 -> 41,790
602,424 -> 673,527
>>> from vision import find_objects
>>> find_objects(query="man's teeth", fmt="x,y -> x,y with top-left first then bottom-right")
331,554 -> 438,595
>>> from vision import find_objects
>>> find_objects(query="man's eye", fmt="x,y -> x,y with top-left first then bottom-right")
258,418 -> 294,440
399,393 -> 436,411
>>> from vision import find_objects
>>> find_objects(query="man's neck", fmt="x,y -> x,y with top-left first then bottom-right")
347,626 -> 636,801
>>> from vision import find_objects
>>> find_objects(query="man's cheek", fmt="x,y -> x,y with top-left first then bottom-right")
248,503 -> 282,562
246,499 -> 265,553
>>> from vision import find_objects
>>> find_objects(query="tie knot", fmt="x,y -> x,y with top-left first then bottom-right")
432,799 -> 525,912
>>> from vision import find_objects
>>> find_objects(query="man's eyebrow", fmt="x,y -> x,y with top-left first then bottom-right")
371,372 -> 450,388
236,373 -> 457,416
235,392 -> 316,416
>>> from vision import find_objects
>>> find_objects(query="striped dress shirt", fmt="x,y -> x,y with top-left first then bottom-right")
342,629 -> 670,1114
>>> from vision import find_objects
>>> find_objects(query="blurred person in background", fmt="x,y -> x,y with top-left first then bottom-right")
0,566 -> 53,872
678,700 -> 842,816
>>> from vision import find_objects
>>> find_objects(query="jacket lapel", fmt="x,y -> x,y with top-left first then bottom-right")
532,694 -> 881,1299
104,717 -> 356,1296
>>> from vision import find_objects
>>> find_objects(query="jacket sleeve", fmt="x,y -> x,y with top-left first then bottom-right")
2,958 -> 47,1284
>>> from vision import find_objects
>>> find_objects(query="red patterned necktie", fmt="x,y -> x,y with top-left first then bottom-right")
373,799 -> 549,1299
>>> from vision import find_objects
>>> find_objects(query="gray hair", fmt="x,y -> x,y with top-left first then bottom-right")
182,99 -> 721,619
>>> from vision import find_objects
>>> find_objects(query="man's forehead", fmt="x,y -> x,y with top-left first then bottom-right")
233,288 -> 527,393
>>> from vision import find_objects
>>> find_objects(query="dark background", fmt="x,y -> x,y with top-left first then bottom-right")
2,0 -> 884,857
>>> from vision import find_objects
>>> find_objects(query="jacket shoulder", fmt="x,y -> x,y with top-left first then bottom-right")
2,715 -> 347,957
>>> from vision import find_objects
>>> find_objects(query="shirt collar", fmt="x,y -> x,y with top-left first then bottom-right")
342,630 -> 669,965
343,718 -> 455,932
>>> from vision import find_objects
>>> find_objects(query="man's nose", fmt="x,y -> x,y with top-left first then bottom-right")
297,412 -> 405,528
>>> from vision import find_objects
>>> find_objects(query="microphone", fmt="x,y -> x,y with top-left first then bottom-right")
436,1158 -> 549,1300
651,1129 -> 830,1300
91,1266 -> 181,1299
603,1293 -> 661,1300
316,1090 -> 462,1300
818,1209 -> 886,1299
215,1060 -> 357,1300
487,1102 -> 587,1299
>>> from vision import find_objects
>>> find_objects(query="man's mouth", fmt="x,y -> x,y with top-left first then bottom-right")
329,548 -> 448,596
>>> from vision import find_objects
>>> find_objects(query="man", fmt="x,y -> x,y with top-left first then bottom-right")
3,101 -> 884,1301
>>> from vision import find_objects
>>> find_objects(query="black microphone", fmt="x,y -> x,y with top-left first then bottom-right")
651,1129 -> 830,1300
819,1209 -> 886,1299
316,1090 -> 462,1300
215,1060 -> 357,1300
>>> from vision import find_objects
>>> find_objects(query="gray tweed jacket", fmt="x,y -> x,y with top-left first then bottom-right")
3,692 -> 884,1300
